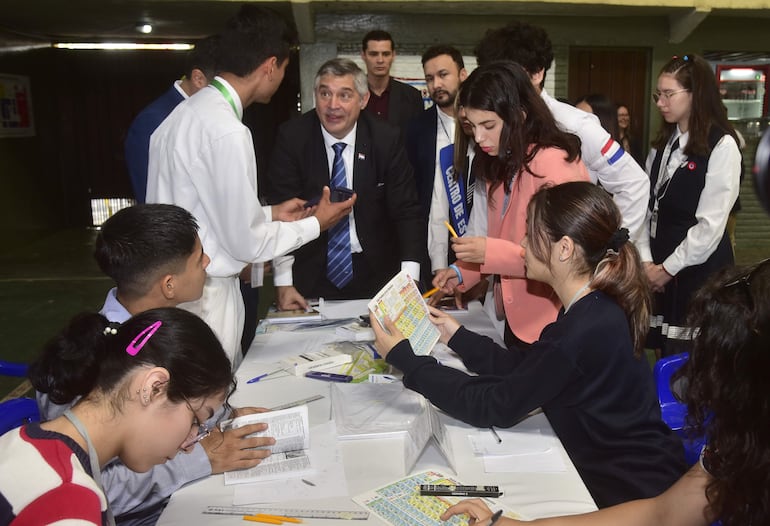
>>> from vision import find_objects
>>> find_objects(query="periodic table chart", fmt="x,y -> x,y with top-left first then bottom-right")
368,270 -> 440,356
354,470 -> 523,526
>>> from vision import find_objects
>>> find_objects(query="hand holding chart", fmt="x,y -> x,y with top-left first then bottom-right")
368,270 -> 440,356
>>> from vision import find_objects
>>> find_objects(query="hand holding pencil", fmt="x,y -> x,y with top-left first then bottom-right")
450,236 -> 487,264
443,220 -> 487,264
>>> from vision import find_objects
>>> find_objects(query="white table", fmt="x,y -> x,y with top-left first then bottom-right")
157,301 -> 596,525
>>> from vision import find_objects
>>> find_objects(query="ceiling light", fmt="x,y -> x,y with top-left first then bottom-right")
53,42 -> 193,51
136,22 -> 153,34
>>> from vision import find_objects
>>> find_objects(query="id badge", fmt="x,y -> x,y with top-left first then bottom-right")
650,209 -> 658,239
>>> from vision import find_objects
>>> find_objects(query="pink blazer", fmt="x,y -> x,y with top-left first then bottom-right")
458,146 -> 590,343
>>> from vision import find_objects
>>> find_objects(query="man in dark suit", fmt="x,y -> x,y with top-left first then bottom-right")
125,35 -> 218,203
361,30 -> 424,134
267,58 -> 424,307
405,45 -> 472,286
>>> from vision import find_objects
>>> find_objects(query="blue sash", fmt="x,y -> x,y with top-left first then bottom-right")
439,144 -> 469,236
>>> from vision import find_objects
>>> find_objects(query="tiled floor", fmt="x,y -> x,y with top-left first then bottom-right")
0,229 -> 110,398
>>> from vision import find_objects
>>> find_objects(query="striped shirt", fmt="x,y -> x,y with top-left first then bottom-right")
0,423 -> 108,525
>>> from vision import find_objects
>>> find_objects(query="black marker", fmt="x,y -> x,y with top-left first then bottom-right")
419,484 -> 503,498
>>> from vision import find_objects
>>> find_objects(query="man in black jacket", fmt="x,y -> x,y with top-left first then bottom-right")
267,58 -> 424,308
361,29 -> 424,133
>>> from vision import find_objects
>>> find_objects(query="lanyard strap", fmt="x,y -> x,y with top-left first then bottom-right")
209,78 -> 240,117
64,408 -> 116,526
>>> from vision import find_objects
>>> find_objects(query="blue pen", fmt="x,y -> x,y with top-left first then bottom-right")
246,373 -> 268,384
246,368 -> 284,384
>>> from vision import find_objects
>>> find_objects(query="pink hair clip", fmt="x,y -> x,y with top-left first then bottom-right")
126,321 -> 162,356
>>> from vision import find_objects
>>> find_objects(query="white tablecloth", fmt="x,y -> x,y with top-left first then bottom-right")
156,301 -> 596,525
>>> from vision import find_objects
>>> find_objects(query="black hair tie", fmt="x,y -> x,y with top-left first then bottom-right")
605,227 -> 630,255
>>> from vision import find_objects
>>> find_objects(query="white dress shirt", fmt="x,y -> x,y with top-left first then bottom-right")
644,129 -> 740,276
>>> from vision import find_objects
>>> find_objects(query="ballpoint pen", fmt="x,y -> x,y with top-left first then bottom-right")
246,368 -> 284,384
489,426 -> 502,444
488,509 -> 504,525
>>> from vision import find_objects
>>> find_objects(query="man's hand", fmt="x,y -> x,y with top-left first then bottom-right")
273,198 -> 313,222
276,286 -> 308,311
370,309 -> 406,360
451,236 -> 486,264
200,422 -> 276,474
427,306 -> 461,345
314,186 -> 356,231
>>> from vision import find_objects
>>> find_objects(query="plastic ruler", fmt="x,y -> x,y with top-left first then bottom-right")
268,394 -> 324,411
204,506 -> 369,520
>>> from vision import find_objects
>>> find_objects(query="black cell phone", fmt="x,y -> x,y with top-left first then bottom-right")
331,187 -> 354,202
303,195 -> 321,208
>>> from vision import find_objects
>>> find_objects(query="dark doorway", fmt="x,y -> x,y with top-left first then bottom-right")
568,47 -> 651,162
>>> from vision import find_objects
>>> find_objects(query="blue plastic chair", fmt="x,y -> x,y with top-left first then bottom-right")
0,360 -> 29,378
653,352 -> 706,466
0,360 -> 40,435
0,397 -> 40,435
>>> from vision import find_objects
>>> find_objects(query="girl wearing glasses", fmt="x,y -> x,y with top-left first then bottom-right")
375,182 -> 686,508
441,258 -> 770,526
0,308 -> 234,525
641,54 -> 741,358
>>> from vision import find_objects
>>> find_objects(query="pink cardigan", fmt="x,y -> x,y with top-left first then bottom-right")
458,146 -> 590,343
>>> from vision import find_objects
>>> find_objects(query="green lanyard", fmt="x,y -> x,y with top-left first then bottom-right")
210,78 -> 240,117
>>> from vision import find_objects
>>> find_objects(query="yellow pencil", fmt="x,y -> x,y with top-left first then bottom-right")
253,514 -> 303,524
243,516 -> 283,525
422,287 -> 439,299
443,220 -> 459,238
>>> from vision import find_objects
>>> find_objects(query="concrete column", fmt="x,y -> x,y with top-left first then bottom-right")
299,43 -> 337,113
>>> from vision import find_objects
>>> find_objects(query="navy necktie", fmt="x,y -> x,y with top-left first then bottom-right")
326,142 -> 353,289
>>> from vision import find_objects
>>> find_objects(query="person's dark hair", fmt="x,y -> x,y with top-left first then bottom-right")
185,34 -> 220,80
29,308 -> 235,408
575,93 -> 619,141
218,5 -> 298,78
652,54 -> 738,156
94,204 -> 199,300
474,21 -> 553,87
421,44 -> 464,70
361,29 -> 394,51
677,260 -> 770,525
456,61 -> 581,198
526,182 -> 651,357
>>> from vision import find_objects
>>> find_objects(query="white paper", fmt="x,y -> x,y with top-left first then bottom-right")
244,331 -> 336,363
430,343 -> 468,372
468,428 -> 554,456
319,299 -> 371,319
483,449 -> 566,473
222,406 -> 312,485
232,421 -> 348,505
